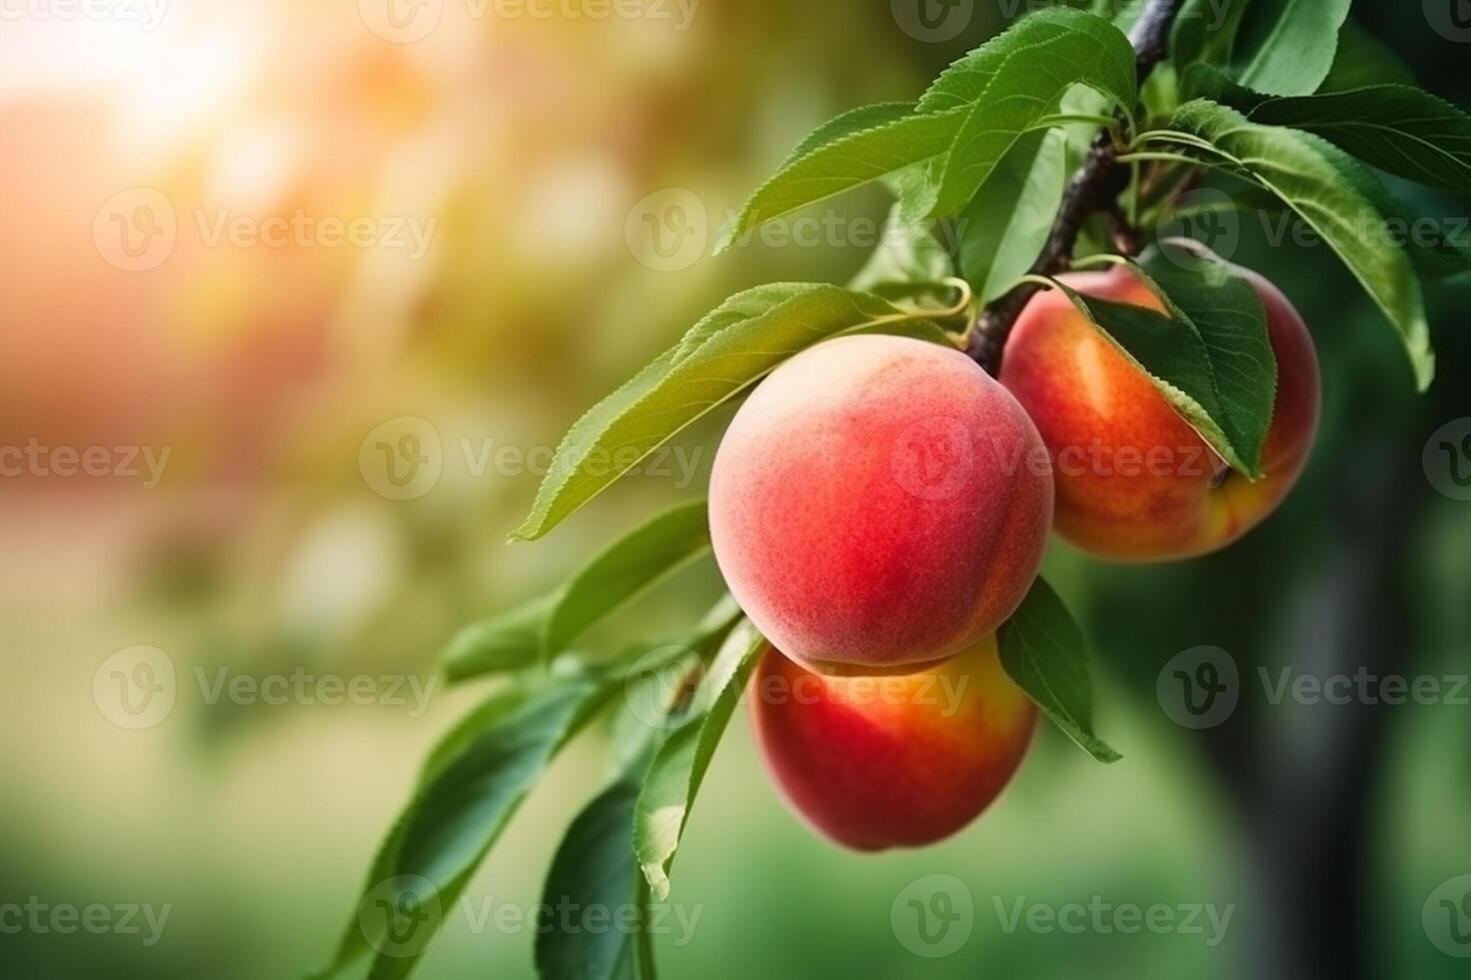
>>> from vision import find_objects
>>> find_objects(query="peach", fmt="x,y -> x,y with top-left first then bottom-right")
750,636 -> 1036,851
1000,259 -> 1320,561
709,334 -> 1054,674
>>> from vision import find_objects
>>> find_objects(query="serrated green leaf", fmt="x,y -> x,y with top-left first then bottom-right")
312,673 -> 615,980
997,577 -> 1120,764
1169,99 -> 1434,389
1184,64 -> 1471,196
633,621 -> 764,901
958,128 -> 1067,303
1229,0 -> 1351,96
1049,242 -> 1274,480
511,285 -> 947,540
714,108 -> 969,253
776,102 -> 920,172
930,8 -> 1135,216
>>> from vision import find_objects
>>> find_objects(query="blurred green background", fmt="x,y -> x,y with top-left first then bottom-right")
2,1 -> 1470,977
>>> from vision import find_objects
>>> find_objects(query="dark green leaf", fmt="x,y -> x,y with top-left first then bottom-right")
958,128 -> 1067,303
313,672 -> 615,980
1048,242 -> 1276,478
997,577 -> 1120,764
1169,99 -> 1434,389
511,285 -> 948,540
440,596 -> 555,683
929,8 -> 1135,216
633,621 -> 764,900
1229,0 -> 1351,96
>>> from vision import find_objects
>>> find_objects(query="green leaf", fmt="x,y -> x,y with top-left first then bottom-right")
1247,86 -> 1471,196
1169,99 -> 1434,389
312,672 -> 616,980
1172,0 -> 1252,75
1184,65 -> 1471,196
440,596 -> 556,683
997,577 -> 1120,764
511,284 -> 947,540
1319,20 -> 1415,92
535,778 -> 656,980
929,8 -> 1136,216
443,503 -> 713,681
542,502 -> 712,658
1049,243 -> 1275,480
848,205 -> 954,295
1229,0 -> 1351,96
958,128 -> 1067,303
715,108 -> 969,253
719,8 -> 1132,247
633,621 -> 764,901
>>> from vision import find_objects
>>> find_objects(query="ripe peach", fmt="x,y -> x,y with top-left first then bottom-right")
749,636 -> 1036,851
1000,259 -> 1320,561
709,334 -> 1054,674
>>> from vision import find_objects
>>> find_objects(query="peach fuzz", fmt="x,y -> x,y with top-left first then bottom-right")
999,259 -> 1320,561
749,636 -> 1036,851
709,334 -> 1054,674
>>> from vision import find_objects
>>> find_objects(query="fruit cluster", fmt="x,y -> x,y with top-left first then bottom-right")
710,256 -> 1321,850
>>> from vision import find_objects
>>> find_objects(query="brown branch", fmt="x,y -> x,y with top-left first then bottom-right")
966,0 -> 1185,374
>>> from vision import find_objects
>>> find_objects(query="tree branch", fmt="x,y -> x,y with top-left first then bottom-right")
966,0 -> 1185,373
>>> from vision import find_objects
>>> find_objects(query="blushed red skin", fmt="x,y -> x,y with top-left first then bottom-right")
750,637 -> 1036,851
999,261 -> 1321,561
709,335 -> 1054,673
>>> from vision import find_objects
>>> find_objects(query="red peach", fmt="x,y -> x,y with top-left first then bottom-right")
709,335 -> 1054,673
750,636 -> 1036,851
1000,259 -> 1320,561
